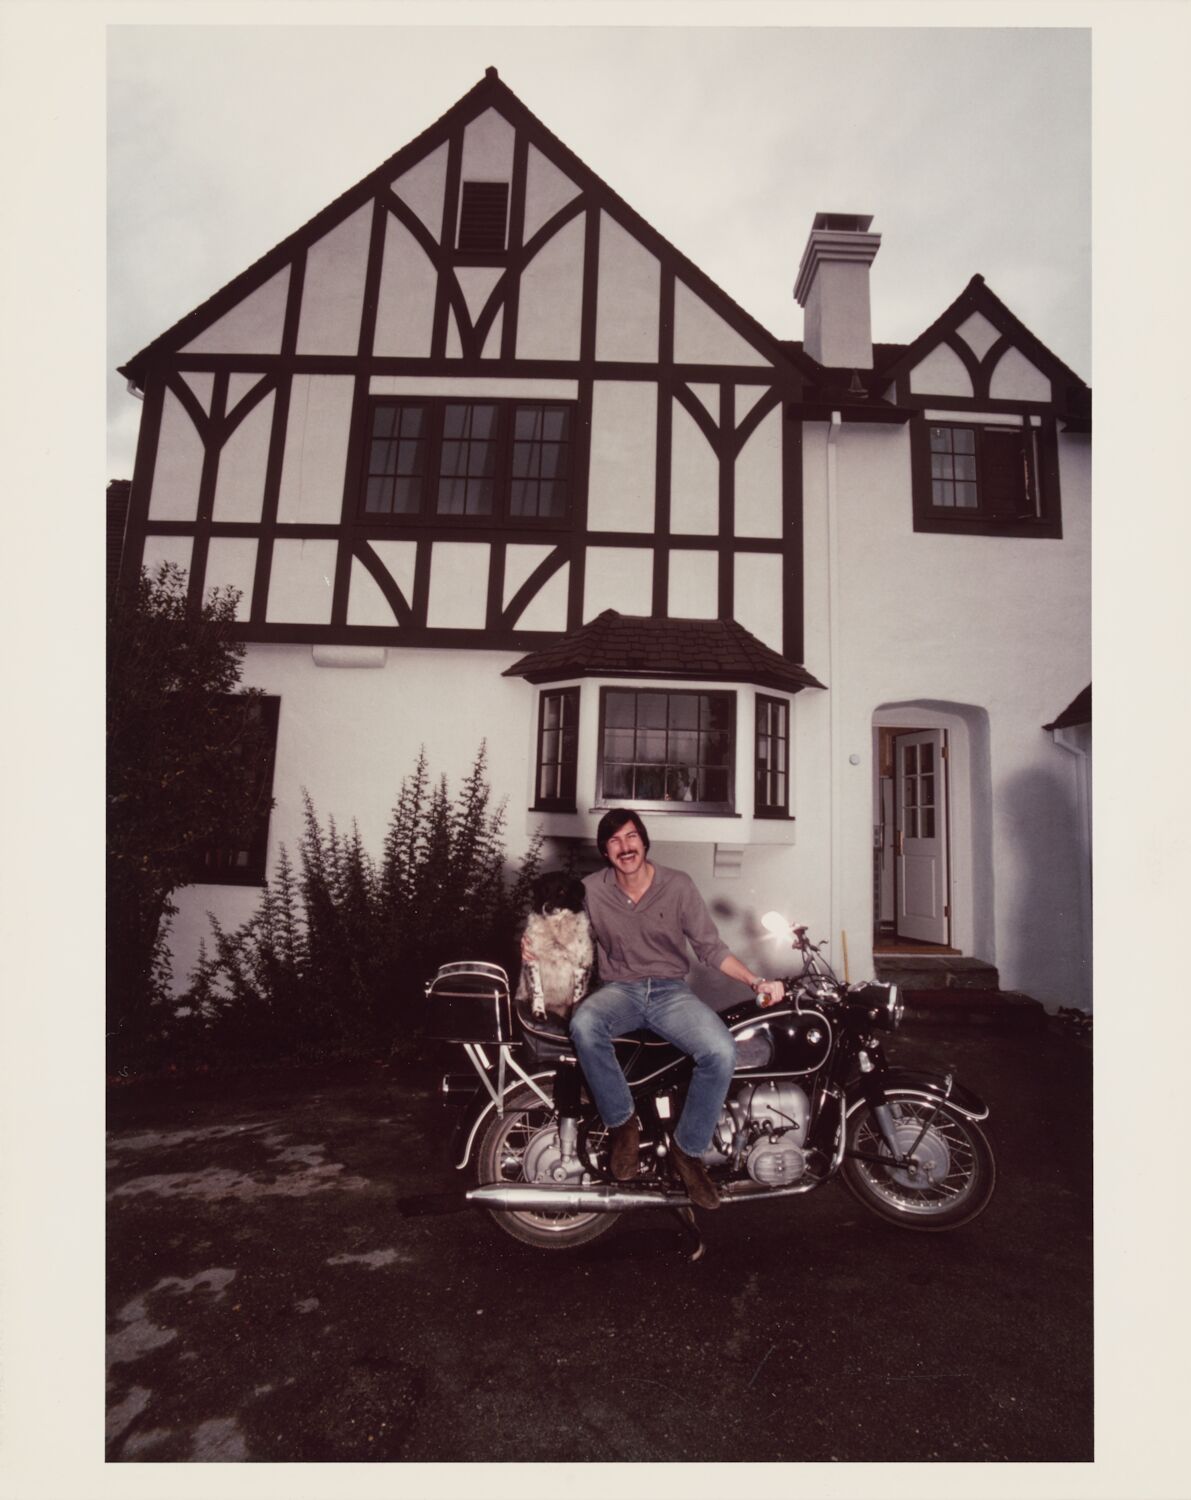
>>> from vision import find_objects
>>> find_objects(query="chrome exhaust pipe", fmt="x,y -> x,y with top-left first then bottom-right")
468,1183 -> 671,1212
467,1178 -> 822,1213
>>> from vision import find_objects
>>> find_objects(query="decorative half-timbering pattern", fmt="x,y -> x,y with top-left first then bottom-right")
120,68 -> 808,660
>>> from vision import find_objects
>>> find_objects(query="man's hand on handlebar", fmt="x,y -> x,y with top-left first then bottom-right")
754,979 -> 786,1008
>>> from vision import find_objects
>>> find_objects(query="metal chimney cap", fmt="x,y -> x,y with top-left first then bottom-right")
812,212 -> 874,233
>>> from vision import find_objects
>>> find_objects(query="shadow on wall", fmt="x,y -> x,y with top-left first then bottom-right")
695,900 -> 775,1013
1000,760 -> 1090,1011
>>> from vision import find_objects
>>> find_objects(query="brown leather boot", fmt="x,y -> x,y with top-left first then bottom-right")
608,1115 -> 640,1180
670,1144 -> 721,1211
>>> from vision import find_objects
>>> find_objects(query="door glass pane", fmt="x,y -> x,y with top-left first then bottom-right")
921,807 -> 935,839
904,745 -> 918,774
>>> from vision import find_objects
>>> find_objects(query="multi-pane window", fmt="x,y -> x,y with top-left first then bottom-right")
188,696 -> 280,886
914,416 -> 1060,538
457,181 -> 510,253
755,695 -> 790,817
534,688 -> 580,810
901,741 -> 936,840
598,689 -> 734,811
511,406 -> 570,519
364,405 -> 427,516
362,400 -> 573,524
439,403 -> 499,516
929,422 -> 1039,515
928,426 -> 979,509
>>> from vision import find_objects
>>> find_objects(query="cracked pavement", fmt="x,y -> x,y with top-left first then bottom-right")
106,1026 -> 1092,1462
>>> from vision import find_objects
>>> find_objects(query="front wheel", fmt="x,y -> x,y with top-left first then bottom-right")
842,1093 -> 996,1230
474,1084 -> 618,1251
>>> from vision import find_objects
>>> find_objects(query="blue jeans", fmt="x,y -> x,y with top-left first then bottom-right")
569,979 -> 737,1157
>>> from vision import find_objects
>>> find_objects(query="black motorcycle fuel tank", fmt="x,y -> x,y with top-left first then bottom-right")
719,1001 -> 833,1075
616,1002 -> 833,1084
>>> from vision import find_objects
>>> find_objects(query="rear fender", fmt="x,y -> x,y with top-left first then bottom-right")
448,1069 -> 556,1170
845,1068 -> 990,1122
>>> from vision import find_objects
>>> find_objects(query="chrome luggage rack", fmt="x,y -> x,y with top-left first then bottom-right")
426,961 -> 553,1115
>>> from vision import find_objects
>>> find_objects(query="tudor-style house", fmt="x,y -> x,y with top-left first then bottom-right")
116,69 -> 1091,1011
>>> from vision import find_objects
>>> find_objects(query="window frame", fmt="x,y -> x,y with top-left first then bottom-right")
910,414 -> 1062,539
532,687 -> 581,813
187,695 -> 280,887
595,687 -> 736,816
754,693 -> 791,819
360,397 -> 576,529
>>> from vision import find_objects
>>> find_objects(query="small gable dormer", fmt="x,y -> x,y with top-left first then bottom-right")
874,276 -> 1090,540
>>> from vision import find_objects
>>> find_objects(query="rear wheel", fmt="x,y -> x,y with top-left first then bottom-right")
842,1093 -> 996,1230
475,1085 -> 618,1250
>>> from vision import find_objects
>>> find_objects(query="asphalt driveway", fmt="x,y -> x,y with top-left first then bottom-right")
106,1021 -> 1092,1463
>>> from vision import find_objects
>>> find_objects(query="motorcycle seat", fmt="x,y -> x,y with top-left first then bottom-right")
512,997 -> 670,1049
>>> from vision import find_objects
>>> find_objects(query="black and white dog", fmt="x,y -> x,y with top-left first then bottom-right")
516,871 -> 594,1021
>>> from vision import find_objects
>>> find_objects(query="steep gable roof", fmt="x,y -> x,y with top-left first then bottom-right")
503,610 -> 825,694
875,275 -> 1090,419
119,67 -> 815,387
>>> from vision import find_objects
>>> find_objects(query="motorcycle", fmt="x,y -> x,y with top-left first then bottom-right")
428,918 -> 995,1260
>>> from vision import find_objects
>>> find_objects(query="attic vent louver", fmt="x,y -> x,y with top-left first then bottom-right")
458,181 -> 510,253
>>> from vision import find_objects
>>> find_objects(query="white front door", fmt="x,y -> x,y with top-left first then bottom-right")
895,729 -> 950,944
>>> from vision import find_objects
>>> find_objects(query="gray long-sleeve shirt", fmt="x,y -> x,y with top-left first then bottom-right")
582,864 -> 731,983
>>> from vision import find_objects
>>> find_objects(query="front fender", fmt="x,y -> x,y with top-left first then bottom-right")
447,1069 -> 556,1170
845,1068 -> 990,1122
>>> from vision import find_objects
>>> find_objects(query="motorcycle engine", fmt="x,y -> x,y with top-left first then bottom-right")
711,1080 -> 811,1186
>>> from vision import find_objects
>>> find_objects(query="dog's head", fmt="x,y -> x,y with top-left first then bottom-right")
529,870 -> 586,918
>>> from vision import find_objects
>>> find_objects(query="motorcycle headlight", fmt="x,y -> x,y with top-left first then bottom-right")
845,982 -> 902,1032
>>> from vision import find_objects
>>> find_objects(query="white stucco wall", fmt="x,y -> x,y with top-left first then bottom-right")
587,381 -> 657,531
295,203 -> 371,356
595,213 -> 660,363
212,391 -> 273,523
515,213 -> 584,361
148,391 -> 203,521
164,644 -> 538,990
808,419 -> 1091,1007
182,267 -> 289,356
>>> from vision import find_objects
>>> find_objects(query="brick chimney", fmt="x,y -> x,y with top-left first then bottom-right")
793,213 -> 881,370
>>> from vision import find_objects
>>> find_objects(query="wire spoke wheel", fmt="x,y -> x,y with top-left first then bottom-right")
843,1094 -> 995,1230
475,1085 -> 617,1250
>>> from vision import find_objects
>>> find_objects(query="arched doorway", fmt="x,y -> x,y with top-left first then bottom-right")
872,701 -> 993,963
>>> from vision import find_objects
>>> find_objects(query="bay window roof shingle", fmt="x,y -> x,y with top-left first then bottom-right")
503,610 -> 825,693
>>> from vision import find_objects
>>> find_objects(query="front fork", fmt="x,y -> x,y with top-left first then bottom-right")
855,1046 -> 945,1168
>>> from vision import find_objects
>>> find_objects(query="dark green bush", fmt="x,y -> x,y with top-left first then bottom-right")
177,744 -> 543,1069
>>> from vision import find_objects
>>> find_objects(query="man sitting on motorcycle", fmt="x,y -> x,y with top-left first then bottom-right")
570,808 -> 784,1210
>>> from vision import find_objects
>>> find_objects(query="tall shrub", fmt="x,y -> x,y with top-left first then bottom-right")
107,563 -> 272,1071
180,744 -> 543,1066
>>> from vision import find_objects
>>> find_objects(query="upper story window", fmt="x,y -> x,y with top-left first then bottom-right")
754,694 -> 790,818
363,399 -> 574,525
457,181 -> 510,252
911,416 -> 1061,539
597,689 -> 734,814
533,687 -> 580,812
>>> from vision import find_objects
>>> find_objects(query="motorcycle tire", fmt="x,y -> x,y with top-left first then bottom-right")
475,1084 -> 619,1251
842,1091 -> 996,1230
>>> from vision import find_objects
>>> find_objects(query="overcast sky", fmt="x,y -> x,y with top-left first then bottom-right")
107,24 -> 1090,479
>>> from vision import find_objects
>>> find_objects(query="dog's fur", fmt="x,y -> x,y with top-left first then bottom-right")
516,872 -> 595,1020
